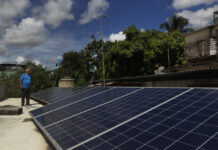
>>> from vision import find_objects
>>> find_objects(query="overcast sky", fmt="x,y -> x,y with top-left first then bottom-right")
0,0 -> 217,69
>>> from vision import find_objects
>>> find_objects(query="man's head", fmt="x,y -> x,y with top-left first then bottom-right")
26,68 -> 31,74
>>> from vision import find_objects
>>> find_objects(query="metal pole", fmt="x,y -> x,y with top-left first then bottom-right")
166,31 -> 170,70
168,46 -> 170,68
101,15 -> 106,86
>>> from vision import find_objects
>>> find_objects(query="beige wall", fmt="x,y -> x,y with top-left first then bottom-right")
185,29 -> 210,44
185,25 -> 218,59
185,26 -> 218,44
58,79 -> 75,88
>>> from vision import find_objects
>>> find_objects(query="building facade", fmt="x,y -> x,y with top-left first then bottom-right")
185,11 -> 218,66
185,24 -> 218,65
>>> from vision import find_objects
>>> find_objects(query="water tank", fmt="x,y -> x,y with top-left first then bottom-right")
214,11 -> 218,24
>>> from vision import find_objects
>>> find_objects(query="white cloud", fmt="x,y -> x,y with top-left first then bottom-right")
109,32 -> 126,42
4,17 -> 47,48
57,56 -> 63,59
178,5 -> 218,29
33,60 -> 40,65
39,0 -> 75,28
0,0 -> 30,33
16,56 -> 25,64
0,45 -> 11,57
79,0 -> 109,25
0,18 -> 14,34
173,0 -> 218,9
140,28 -> 145,32
0,0 -> 29,19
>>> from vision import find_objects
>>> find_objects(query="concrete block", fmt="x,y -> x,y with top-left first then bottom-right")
58,77 -> 75,88
0,105 -> 22,115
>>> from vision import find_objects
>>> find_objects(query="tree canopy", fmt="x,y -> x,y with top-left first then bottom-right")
160,13 -> 194,33
0,63 -> 55,97
59,24 -> 186,85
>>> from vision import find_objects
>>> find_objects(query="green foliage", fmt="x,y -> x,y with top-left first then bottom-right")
124,25 -> 141,41
82,37 -> 103,81
60,24 -> 187,83
59,51 -> 90,86
26,62 -> 55,92
0,70 -> 23,97
160,13 -> 194,33
0,63 -> 55,98
106,28 -> 186,77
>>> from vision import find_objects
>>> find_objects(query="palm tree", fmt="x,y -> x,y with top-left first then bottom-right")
160,13 -> 194,33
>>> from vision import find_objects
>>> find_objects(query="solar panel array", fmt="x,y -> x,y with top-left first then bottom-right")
30,87 -> 218,150
31,87 -> 91,104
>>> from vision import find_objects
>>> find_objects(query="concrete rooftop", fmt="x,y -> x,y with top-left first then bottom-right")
0,98 -> 51,150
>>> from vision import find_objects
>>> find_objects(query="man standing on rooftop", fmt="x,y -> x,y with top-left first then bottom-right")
20,68 -> 32,106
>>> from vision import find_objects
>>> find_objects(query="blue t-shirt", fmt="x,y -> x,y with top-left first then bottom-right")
21,73 -> 32,89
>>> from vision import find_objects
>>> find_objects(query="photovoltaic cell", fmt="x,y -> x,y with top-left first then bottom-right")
31,87 -> 90,103
32,87 -> 71,99
31,87 -> 112,117
34,88 -> 187,150
35,87 -> 141,127
30,87 -> 218,150
73,88 -> 218,150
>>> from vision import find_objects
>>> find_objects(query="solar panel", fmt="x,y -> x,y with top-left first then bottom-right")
30,87 -> 193,150
31,87 -> 112,117
35,88 -> 81,101
34,87 -> 141,127
72,88 -> 218,150
31,87 -> 90,104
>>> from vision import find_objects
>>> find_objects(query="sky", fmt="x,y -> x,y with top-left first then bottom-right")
0,0 -> 218,69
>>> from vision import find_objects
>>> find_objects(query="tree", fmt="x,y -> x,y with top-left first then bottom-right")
106,27 -> 186,77
26,62 -> 55,92
143,30 -> 186,72
60,51 -> 88,86
124,24 -> 141,41
59,25 -> 187,82
160,13 -> 194,33
0,70 -> 23,97
82,37 -> 105,82
0,62 -> 55,97
106,27 -> 151,77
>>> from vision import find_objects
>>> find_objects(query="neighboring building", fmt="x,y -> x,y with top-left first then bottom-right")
163,11 -> 218,73
185,11 -> 218,66
0,64 -> 25,71
47,58 -> 62,73
56,59 -> 62,69
185,24 -> 218,66
0,64 -> 25,77
48,58 -> 63,72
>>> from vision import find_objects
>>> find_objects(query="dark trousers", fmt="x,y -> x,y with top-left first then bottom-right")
21,88 -> 31,106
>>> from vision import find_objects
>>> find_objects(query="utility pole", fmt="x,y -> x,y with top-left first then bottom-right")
166,31 -> 170,69
101,14 -> 106,86
168,47 -> 170,68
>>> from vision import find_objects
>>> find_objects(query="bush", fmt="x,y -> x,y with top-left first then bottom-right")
0,63 -> 56,98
